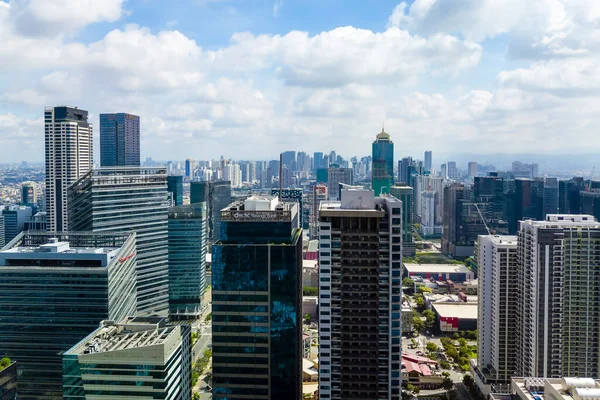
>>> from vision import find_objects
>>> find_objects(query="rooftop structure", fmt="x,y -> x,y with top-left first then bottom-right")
404,263 -> 475,283
432,303 -> 478,320
63,317 -> 191,399
490,377 -> 600,400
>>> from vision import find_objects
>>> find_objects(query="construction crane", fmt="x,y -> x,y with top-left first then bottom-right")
473,203 -> 493,235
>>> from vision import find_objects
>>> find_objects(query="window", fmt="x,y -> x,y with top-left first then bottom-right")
320,235 -> 331,240
392,218 -> 401,225
392,208 -> 401,215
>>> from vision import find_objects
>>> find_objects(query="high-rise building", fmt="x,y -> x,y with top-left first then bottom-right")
559,177 -> 586,214
24,211 -> 47,231
414,174 -> 444,223
2,205 -> 32,243
282,150 -> 297,171
517,215 -> 600,378
442,183 -> 466,255
0,359 -> 17,400
21,182 -> 36,205
511,161 -> 539,179
185,158 -> 196,179
468,161 -> 478,178
318,187 -> 402,400
424,150 -> 432,172
190,181 -> 232,242
0,232 -> 137,399
420,190 -> 442,236
372,128 -> 394,195
390,185 -> 415,256
212,197 -> 302,399
45,106 -> 93,232
223,163 -> 242,188
475,235 -> 519,393
63,317 -> 191,400
167,175 -> 184,206
314,152 -> 324,170
447,161 -> 458,179
327,165 -> 353,200
0,216 -> 4,248
281,166 -> 293,188
69,167 -> 169,317
168,203 -> 207,320
99,113 -> 140,167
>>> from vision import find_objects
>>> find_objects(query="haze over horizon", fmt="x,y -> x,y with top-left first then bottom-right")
1,0 -> 599,162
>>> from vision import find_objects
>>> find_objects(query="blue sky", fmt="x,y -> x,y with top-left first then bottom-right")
0,0 -> 598,162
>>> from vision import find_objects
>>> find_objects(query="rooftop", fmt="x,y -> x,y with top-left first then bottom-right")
221,196 -> 297,222
1,239 -> 117,255
505,377 -> 600,400
432,303 -> 478,320
66,318 -> 176,356
404,263 -> 472,274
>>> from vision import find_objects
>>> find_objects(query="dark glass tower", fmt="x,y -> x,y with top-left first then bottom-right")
167,175 -> 184,206
99,113 -> 140,167
190,181 -> 232,243
168,203 -> 207,320
372,128 -> 394,196
212,197 -> 302,400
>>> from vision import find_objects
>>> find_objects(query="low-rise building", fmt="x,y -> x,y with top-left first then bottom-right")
404,263 -> 475,283
63,317 -> 191,399
489,377 -> 600,400
401,353 -> 444,390
402,301 -> 413,334
302,259 -> 318,287
431,302 -> 478,332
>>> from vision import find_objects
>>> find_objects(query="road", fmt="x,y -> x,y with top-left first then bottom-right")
455,383 -> 474,400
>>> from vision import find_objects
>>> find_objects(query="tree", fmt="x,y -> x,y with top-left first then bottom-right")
457,338 -> 467,346
440,360 -> 451,369
407,383 -> 420,394
463,374 -> 475,387
303,286 -> 318,296
418,286 -> 433,294
205,312 -> 212,322
443,376 -> 454,391
0,358 -> 10,369
414,295 -> 425,310
426,342 -> 438,352
422,310 -> 436,329
413,316 -> 425,332
403,277 -> 415,287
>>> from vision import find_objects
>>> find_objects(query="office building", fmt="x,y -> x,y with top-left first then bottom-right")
398,157 -> 414,186
390,185 -> 415,256
517,215 -> 600,378
318,188 -> 402,400
512,161 -> 539,179
24,211 -> 47,231
580,190 -> 600,220
168,203 -> 207,319
314,152 -> 324,170
45,106 -> 93,232
475,235 -> 519,393
63,317 -> 191,400
0,360 -> 17,400
21,182 -> 36,206
223,163 -> 242,188
327,165 -> 353,200
282,150 -> 297,171
414,174 -> 444,223
0,232 -> 137,399
69,167 -> 169,317
468,162 -> 478,178
442,183 -> 466,255
2,205 -> 32,243
212,197 -> 302,399
372,128 -> 394,196
0,216 -> 3,248
424,151 -> 432,172
167,175 -> 184,206
447,161 -> 458,179
99,113 -> 140,167
185,158 -> 196,179
190,180 -> 232,242
420,190 -> 441,236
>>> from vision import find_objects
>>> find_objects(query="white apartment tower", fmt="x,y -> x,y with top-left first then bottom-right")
44,106 -> 93,232
476,235 -> 519,392
517,215 -> 600,378
318,187 -> 402,400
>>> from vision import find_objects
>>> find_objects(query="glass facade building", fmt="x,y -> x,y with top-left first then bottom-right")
69,167 -> 170,317
99,113 -> 141,167
0,232 -> 137,399
63,317 -> 191,400
372,128 -> 394,196
167,175 -> 184,206
168,203 -> 207,319
190,181 -> 232,243
211,197 -> 302,399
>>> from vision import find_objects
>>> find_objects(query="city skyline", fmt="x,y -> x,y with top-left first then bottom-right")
1,0 -> 599,162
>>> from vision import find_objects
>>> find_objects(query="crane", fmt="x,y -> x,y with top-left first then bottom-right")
473,203 -> 493,235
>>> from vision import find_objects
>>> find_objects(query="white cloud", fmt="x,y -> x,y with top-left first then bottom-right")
273,0 -> 283,17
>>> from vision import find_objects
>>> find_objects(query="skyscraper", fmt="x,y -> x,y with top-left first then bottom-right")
168,203 -> 207,320
63,317 -> 191,400
327,165 -> 353,200
517,215 -> 600,378
190,181 -> 232,243
318,187 -> 402,400
212,197 -> 302,399
0,216 -> 4,248
468,161 -> 478,178
45,106 -> 93,232
0,231 -> 137,398
447,161 -> 457,179
185,158 -> 196,179
69,167 -> 169,317
390,185 -> 416,256
1,205 -> 32,243
424,150 -> 432,172
282,150 -> 297,171
99,113 -> 140,167
475,235 -> 519,393
167,175 -> 184,206
398,157 -> 414,185
21,182 -> 36,206
314,152 -> 324,170
372,128 -> 394,195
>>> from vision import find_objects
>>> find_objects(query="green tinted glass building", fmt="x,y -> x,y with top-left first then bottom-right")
372,128 -> 394,196
212,197 -> 302,399
0,232 -> 137,399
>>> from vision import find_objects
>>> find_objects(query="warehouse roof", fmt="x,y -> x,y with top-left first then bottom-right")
404,263 -> 472,274
432,303 -> 478,320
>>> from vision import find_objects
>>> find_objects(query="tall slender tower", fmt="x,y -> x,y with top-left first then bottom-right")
372,128 -> 394,195
99,113 -> 140,167
424,150 -> 432,172
45,106 -> 92,232
318,187 -> 402,400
